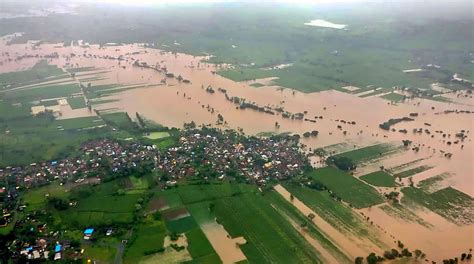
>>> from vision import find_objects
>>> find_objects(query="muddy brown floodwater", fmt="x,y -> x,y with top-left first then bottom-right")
1,35 -> 473,261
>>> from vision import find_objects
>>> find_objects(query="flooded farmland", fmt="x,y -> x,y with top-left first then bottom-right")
1,35 -> 473,262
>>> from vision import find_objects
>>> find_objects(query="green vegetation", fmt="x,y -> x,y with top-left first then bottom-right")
0,3 -> 471,93
144,131 -> 170,140
249,83 -> 265,88
402,187 -> 474,225
331,143 -> 399,164
360,170 -> 399,187
307,167 -> 384,208
4,83 -> 81,102
381,92 -> 406,102
213,192 -> 322,263
67,96 -> 87,109
394,165 -> 433,178
0,60 -> 65,88
284,184 -> 386,247
264,190 -> 350,263
418,173 -> 450,193
186,228 -> 219,261
124,220 -> 167,263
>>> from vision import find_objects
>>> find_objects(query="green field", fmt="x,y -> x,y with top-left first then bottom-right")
360,170 -> 399,187
332,143 -> 400,164
213,192 -> 322,263
186,228 -> 220,261
381,92 -> 406,102
394,165 -> 433,178
402,187 -> 474,225
0,60 -> 65,88
417,173 -> 450,193
124,220 -> 167,263
144,131 -> 170,140
67,96 -> 87,109
283,184 -> 386,247
307,167 -> 384,208
264,190 -> 351,263
4,83 -> 81,102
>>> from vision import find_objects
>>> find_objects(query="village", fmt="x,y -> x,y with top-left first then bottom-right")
0,127 -> 309,261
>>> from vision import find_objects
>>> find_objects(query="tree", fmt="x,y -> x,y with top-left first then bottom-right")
366,253 -> 378,264
307,213 -> 315,221
355,257 -> 364,264
328,156 -> 356,171
290,194 -> 294,202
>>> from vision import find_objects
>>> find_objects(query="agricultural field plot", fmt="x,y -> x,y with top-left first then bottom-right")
99,111 -> 138,131
55,116 -> 104,130
379,204 -> 433,228
307,167 -> 385,208
21,182 -> 69,211
3,83 -> 82,102
66,66 -> 98,74
331,143 -> 401,165
401,187 -> 474,225
264,190 -> 351,263
67,96 -> 87,109
359,170 -> 399,187
186,227 -> 220,263
144,131 -> 170,140
0,60 -> 66,89
417,173 -> 451,193
380,92 -> 406,102
123,219 -> 167,263
283,184 -> 386,246
176,183 -> 255,205
394,165 -> 434,178
0,99 -> 115,167
213,192 -> 322,263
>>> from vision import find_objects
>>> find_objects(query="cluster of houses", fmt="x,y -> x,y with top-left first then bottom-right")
156,129 -> 308,185
0,128 -> 308,242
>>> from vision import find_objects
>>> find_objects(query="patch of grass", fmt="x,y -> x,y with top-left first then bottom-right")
124,221 -> 167,263
83,243 -> 117,263
144,131 -> 170,140
249,82 -> 265,87
0,60 -> 64,88
418,173 -> 450,193
165,216 -> 198,234
66,66 -> 97,73
264,190 -> 350,263
360,170 -> 399,187
381,92 -> 406,102
177,183 -> 255,205
67,96 -> 87,109
22,182 -> 69,211
213,192 -> 322,263
186,228 -> 218,260
308,167 -> 384,208
4,83 -> 81,102
99,111 -> 138,131
394,165 -> 433,178
55,116 -> 104,130
332,143 -> 399,164
401,187 -> 474,225
283,184 -> 386,247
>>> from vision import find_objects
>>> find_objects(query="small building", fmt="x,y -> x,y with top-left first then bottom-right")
84,228 -> 94,239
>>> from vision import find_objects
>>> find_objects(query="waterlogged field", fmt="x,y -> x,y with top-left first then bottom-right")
0,2 -> 473,263
307,167 -> 384,208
